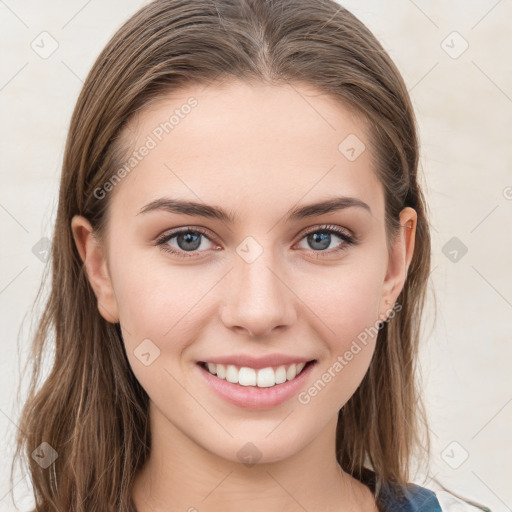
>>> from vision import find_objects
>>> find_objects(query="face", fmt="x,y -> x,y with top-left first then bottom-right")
72,80 -> 416,465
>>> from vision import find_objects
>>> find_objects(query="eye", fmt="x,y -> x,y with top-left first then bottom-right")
156,227 -> 218,259
296,224 -> 357,256
156,224 -> 358,259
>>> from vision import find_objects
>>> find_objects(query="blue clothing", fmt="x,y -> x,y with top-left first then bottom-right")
358,469 -> 492,512
377,481 -> 442,511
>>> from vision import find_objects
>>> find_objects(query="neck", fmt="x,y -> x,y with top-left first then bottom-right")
131,401 -> 376,512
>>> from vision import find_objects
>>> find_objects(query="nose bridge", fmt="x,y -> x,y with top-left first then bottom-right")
221,238 -> 295,336
239,252 -> 281,306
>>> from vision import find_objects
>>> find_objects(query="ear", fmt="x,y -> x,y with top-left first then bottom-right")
379,207 -> 417,320
71,215 -> 119,323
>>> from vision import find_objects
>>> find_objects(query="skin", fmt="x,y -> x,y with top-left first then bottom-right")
71,80 -> 416,512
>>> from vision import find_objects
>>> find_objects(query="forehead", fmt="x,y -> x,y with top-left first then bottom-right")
109,80 -> 383,222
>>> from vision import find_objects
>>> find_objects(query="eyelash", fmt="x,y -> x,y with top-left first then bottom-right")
155,224 -> 358,259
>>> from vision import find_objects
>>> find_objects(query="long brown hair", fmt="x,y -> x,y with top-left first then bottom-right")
12,1 -> 440,510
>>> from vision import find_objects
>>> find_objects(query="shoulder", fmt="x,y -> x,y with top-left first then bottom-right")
376,480 -> 493,512
356,468 -> 492,512
434,489 -> 493,512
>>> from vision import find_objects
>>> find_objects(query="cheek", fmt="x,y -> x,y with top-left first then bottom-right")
112,241 -> 386,343
109,250 -> 213,353
291,254 -> 386,403
297,257 -> 386,343
110,259 -> 203,398
295,271 -> 383,412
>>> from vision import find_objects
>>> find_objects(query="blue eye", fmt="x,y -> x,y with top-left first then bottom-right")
297,225 -> 356,255
156,227 -> 217,258
156,224 -> 357,259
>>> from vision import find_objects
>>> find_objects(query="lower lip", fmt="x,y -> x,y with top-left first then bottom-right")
196,361 -> 317,410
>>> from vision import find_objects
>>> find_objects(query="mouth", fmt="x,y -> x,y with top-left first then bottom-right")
196,358 -> 318,409
197,359 -> 317,389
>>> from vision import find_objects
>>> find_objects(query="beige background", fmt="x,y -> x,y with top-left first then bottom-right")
1,1 -> 511,510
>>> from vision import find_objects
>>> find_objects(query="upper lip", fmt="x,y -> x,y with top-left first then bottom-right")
198,354 -> 316,370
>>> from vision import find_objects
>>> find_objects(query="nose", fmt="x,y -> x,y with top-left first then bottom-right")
220,251 -> 297,338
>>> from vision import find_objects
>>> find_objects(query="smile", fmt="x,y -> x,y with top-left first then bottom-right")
198,361 -> 315,388
196,359 -> 318,409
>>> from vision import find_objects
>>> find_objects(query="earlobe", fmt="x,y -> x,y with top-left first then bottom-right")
71,215 -> 119,323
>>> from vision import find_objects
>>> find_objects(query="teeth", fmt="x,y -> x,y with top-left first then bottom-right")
286,364 -> 297,381
239,367 -> 256,386
203,361 -> 309,388
226,364 -> 239,384
216,363 -> 226,379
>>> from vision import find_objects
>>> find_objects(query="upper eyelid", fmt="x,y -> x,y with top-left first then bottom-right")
298,224 -> 352,238
157,226 -> 215,243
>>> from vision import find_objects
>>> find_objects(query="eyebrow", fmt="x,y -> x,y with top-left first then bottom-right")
137,196 -> 372,223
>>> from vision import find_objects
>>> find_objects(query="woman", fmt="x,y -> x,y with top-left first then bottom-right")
12,1 -> 492,510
